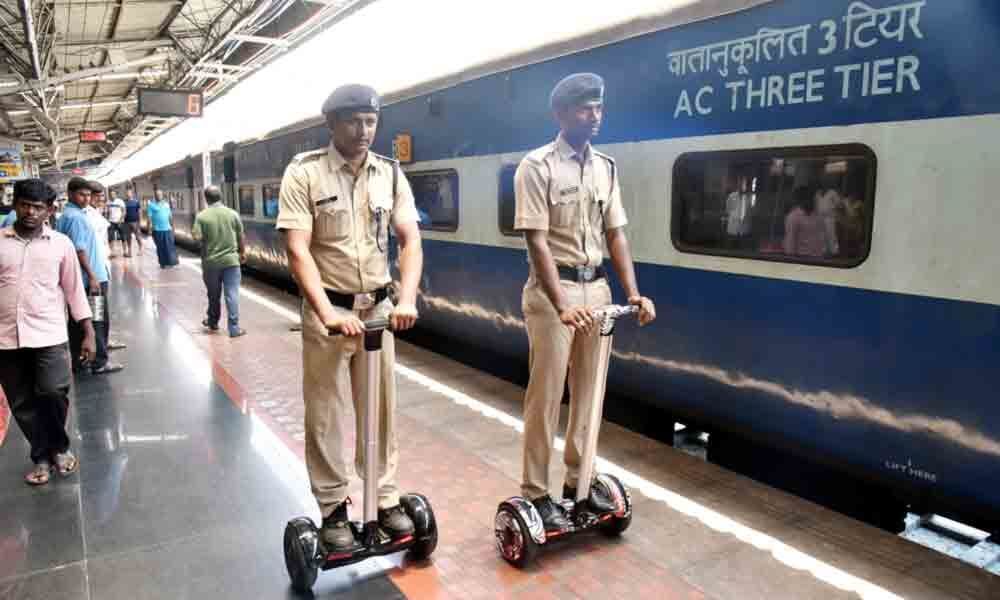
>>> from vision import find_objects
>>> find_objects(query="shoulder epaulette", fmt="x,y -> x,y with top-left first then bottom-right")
524,143 -> 556,164
593,148 -> 616,166
370,151 -> 399,167
369,152 -> 399,197
290,148 -> 326,164
593,149 -> 617,196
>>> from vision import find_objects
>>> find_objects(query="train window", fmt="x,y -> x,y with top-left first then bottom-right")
238,185 -> 256,217
407,169 -> 459,232
671,145 -> 876,268
262,184 -> 280,218
498,164 -> 518,236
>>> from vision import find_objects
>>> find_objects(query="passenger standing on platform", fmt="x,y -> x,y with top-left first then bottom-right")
0,179 -> 96,485
514,73 -> 656,531
86,181 -> 127,353
148,189 -> 178,268
277,84 -> 423,552
84,182 -> 112,264
193,185 -> 247,338
56,177 -> 122,375
122,189 -> 142,258
106,191 -> 127,256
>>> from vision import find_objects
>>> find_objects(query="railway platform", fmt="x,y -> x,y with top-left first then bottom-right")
1,247 -> 997,599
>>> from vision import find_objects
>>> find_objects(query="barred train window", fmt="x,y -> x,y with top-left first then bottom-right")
238,185 -> 256,217
407,169 -> 458,232
262,184 -> 280,218
498,164 -> 518,236
671,145 -> 876,268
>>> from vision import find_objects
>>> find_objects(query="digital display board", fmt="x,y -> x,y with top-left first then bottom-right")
79,130 -> 107,143
137,88 -> 204,118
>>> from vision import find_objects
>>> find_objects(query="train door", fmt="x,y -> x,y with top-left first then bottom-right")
223,142 -> 237,211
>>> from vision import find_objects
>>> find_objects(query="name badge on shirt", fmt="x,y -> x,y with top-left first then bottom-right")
559,186 -> 580,197
316,196 -> 338,207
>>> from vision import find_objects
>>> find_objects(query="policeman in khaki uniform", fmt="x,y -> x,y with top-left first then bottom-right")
277,84 -> 423,551
514,73 -> 656,531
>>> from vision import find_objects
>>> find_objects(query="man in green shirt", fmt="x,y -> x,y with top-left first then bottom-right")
192,185 -> 246,338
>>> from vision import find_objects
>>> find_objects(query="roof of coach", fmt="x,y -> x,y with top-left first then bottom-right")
240,0 -> 772,147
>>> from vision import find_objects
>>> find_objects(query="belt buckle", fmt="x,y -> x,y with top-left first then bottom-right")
579,266 -> 594,282
353,292 -> 376,311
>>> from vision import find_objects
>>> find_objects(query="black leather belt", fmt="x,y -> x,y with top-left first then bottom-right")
325,287 -> 389,311
557,265 -> 606,283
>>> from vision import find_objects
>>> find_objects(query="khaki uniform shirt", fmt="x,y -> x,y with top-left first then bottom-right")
276,143 -> 419,293
513,134 -> 627,267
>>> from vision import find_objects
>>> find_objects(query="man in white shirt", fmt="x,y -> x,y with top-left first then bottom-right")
85,181 -> 126,354
84,185 -> 112,263
815,188 -> 841,256
725,175 -> 752,243
106,193 -> 127,256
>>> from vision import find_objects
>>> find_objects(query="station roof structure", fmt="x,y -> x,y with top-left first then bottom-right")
2,0 -> 746,183
0,0 -> 363,177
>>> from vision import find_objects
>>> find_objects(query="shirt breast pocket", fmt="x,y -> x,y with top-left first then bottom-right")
550,189 -> 580,229
315,198 -> 350,242
28,252 -> 59,289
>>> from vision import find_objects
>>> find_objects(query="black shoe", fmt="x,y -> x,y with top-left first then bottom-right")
321,501 -> 355,551
201,319 -> 219,332
563,481 -> 616,514
378,504 -> 415,538
531,495 -> 571,532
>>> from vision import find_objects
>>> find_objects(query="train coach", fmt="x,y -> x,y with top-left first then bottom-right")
113,0 -> 1000,536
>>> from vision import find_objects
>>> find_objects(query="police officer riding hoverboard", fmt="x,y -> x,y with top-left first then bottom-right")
495,73 -> 657,566
277,84 -> 436,591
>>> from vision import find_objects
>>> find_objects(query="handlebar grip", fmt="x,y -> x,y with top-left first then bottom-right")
327,317 -> 391,336
592,304 -> 639,320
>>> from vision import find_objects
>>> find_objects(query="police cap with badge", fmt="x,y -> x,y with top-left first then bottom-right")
550,72 -> 604,111
322,84 -> 381,118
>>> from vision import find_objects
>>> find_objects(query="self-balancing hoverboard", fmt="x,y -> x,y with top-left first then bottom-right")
284,317 -> 437,592
495,304 -> 637,567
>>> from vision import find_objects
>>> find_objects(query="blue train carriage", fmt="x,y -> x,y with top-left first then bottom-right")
131,0 -> 999,534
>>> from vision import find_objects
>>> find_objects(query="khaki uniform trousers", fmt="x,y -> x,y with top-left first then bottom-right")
302,297 -> 400,518
521,275 -> 612,500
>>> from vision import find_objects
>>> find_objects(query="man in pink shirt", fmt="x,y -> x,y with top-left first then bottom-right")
0,179 -> 96,486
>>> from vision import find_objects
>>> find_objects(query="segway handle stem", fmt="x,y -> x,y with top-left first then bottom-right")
592,304 -> 639,321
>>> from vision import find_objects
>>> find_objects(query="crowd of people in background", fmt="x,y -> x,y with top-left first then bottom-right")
0,176 -> 247,486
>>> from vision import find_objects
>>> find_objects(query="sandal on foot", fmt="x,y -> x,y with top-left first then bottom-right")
54,452 -> 78,476
25,462 -> 53,485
